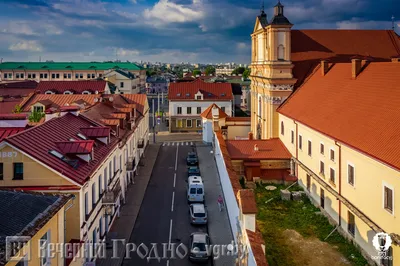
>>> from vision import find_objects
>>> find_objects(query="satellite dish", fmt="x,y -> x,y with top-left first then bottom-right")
94,98 -> 99,103
109,97 -> 114,102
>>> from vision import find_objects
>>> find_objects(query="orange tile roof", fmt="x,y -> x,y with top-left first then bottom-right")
246,229 -> 269,266
200,103 -> 228,119
237,189 -> 258,214
110,113 -> 126,119
120,94 -> 147,115
100,119 -> 119,126
278,61 -> 400,170
291,30 -> 400,87
226,139 -> 291,160
21,94 -> 98,112
168,79 -> 233,101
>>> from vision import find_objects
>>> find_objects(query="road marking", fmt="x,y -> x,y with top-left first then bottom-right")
186,142 -> 188,145
172,142 -> 175,146
174,145 -> 179,171
162,142 -> 166,146
168,219 -> 173,249
190,142 -> 193,145
173,173 -> 176,188
181,142 -> 184,146
171,191 -> 175,212
167,142 -> 170,146
166,260 -> 169,266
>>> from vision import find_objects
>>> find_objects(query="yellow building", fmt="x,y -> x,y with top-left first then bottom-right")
278,59 -> 400,265
0,190 -> 73,266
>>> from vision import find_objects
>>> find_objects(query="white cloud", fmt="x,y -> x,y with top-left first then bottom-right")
236,42 -> 247,50
118,48 -> 140,56
336,19 -> 393,29
9,40 -> 43,52
129,0 -> 137,3
143,0 -> 204,24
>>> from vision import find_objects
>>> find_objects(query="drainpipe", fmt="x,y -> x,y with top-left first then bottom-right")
335,141 -> 342,226
64,197 -> 75,266
294,120 -> 299,177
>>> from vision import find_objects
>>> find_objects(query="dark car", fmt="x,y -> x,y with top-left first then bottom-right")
186,152 -> 198,165
188,166 -> 200,177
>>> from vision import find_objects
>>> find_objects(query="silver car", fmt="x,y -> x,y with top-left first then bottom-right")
189,232 -> 211,262
189,203 -> 208,225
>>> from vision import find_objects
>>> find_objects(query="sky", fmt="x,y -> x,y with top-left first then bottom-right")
0,0 -> 399,64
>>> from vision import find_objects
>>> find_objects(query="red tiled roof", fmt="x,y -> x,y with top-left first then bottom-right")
20,94 -> 98,112
0,114 -> 27,120
60,106 -> 80,111
226,139 -> 291,160
168,79 -> 233,100
36,81 -> 106,94
120,94 -> 147,115
100,119 -> 119,126
246,229 -> 269,266
237,189 -> 258,214
0,80 -> 38,89
1,185 -> 80,191
5,113 -> 119,185
80,127 -> 110,138
200,103 -> 228,119
291,30 -> 400,87
110,113 -> 126,119
56,140 -> 94,154
0,127 -> 26,141
278,61 -> 400,170
0,99 -> 23,114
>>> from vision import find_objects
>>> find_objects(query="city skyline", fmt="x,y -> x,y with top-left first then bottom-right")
0,0 -> 399,64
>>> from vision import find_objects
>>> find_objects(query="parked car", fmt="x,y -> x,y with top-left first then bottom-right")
189,203 -> 208,225
188,166 -> 200,177
187,176 -> 204,203
186,152 -> 198,165
189,232 -> 211,262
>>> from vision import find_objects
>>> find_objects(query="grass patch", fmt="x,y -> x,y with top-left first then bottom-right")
255,183 -> 368,266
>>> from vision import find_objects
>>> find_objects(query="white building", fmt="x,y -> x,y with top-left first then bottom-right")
104,69 -> 140,94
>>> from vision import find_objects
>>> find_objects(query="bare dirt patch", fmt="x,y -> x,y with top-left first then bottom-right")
282,229 -> 351,266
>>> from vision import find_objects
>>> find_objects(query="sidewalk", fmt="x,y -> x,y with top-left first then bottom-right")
96,144 -> 161,266
196,145 -> 235,266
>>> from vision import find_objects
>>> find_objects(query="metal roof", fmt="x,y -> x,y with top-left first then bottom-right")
0,62 -> 143,71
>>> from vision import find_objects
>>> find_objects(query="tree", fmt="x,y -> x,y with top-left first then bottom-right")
29,111 -> 44,123
231,67 -> 246,75
192,69 -> 201,76
13,104 -> 22,114
205,66 -> 215,75
242,68 -> 251,79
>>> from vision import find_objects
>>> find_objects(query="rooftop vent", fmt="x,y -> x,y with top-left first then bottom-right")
177,93 -> 181,97
208,93 -> 212,96
77,133 -> 88,140
221,93 -> 225,96
186,93 -> 190,97
254,144 -> 259,151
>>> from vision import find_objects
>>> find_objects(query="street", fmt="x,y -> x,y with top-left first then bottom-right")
148,96 -> 169,133
122,142 -> 210,266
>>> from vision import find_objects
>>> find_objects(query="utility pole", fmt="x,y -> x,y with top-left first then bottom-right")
158,93 -> 160,118
161,90 -> 164,105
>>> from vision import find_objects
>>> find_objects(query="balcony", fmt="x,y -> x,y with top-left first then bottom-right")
126,157 -> 136,172
138,138 -> 144,149
102,182 -> 121,205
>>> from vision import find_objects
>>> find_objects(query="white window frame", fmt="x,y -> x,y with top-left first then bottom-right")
382,181 -> 395,215
40,230 -> 51,266
186,119 -> 192,128
196,119 -> 202,128
44,91 -> 54,95
177,107 -> 182,115
347,162 -> 355,187
320,141 -> 324,155
64,90 -> 73,95
330,148 -> 335,162
82,90 -> 91,94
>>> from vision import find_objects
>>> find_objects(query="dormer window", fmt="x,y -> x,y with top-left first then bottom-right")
49,150 -> 64,159
208,93 -> 212,96
196,96 -> 201,100
221,93 -> 226,97
64,90 -> 73,95
177,93 -> 181,97
77,133 -> 88,140
186,93 -> 190,97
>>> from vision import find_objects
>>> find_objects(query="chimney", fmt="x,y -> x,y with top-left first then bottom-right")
254,144 -> 259,151
321,60 -> 329,76
352,59 -> 362,78
248,132 -> 253,140
392,57 -> 400,63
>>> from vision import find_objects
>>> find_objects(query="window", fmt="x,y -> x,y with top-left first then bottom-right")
281,121 -> 284,135
197,107 -> 201,114
348,211 -> 355,236
299,135 -> 303,150
104,168 -> 108,190
40,231 -> 50,266
40,73 -> 44,79
32,73 -> 36,79
119,155 -> 122,171
28,73 -> 32,79
384,186 -> 393,213
92,183 -> 96,207
80,74 -> 83,79
330,168 -> 335,184
0,163 -> 3,180
92,228 -> 97,255
64,73 -> 67,79
347,164 -> 355,186
278,45 -> 285,60
320,161 -> 325,176
306,174 -> 311,191
84,192 -> 89,215
120,82 -> 124,88
187,119 -> 192,127
109,161 -> 112,182
44,73 -> 48,79
3,73 -> 6,79
68,73 -> 71,79
320,188 -> 325,209
75,73 -> 79,79
13,163 -> 23,180
113,156 -> 116,174
56,73 -> 60,79
99,218 -> 103,238
330,149 -> 335,161
320,143 -> 324,155
98,175 -> 102,197
196,119 -> 202,128
221,107 -> 225,112
177,107 -> 182,114
52,73 -> 55,79
291,130 -> 294,144
176,119 -> 183,128
196,96 -> 201,100
21,73 -> 24,79
33,106 -> 44,113
87,73 -> 91,79
16,73 -> 20,79
187,107 -> 192,114
308,140 -> 312,156
91,74 -> 95,78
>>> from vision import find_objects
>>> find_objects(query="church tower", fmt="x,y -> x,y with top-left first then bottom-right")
250,1 -> 297,139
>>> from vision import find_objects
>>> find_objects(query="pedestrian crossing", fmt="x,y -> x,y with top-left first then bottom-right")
162,141 -> 194,146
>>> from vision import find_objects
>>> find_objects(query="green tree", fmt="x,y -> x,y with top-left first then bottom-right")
192,69 -> 201,76
242,68 -> 251,79
13,104 -> 22,114
231,67 -> 246,75
29,111 -> 44,123
205,66 -> 215,75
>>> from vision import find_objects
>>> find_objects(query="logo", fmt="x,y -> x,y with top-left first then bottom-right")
372,233 -> 392,252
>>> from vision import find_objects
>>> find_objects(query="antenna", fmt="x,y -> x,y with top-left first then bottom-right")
392,15 -> 395,31
261,0 -> 264,13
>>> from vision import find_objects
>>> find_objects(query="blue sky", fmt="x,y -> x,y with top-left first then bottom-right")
0,0 -> 399,64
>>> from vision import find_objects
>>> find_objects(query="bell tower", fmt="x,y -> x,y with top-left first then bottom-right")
250,0 -> 297,139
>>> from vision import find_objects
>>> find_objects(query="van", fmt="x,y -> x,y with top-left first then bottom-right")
187,176 -> 204,203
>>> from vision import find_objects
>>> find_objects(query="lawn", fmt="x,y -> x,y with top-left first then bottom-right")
254,183 -> 368,266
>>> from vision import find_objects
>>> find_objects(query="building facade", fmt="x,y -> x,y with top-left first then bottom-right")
104,69 -> 140,94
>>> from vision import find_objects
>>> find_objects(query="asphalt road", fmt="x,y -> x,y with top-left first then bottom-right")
123,143 -> 212,266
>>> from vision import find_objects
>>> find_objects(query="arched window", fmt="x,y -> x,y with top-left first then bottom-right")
258,96 -> 262,117
281,121 -> 285,135
82,91 -> 91,95
278,45 -> 285,60
64,91 -> 72,95
45,91 -> 54,95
